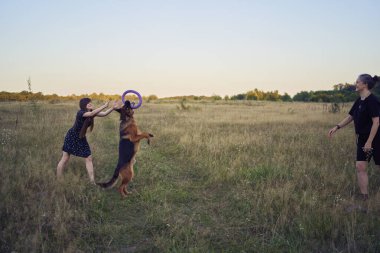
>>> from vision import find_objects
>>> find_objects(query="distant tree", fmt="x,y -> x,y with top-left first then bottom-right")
281,93 -> 292,102
211,94 -> 222,101
265,90 -> 281,101
148,95 -> 158,100
231,93 -> 246,100
246,90 -> 258,100
293,91 -> 312,102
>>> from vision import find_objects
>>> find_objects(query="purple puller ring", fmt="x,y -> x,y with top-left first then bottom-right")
121,90 -> 142,109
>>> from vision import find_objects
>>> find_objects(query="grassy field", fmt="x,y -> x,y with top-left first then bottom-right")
1,100 -> 380,252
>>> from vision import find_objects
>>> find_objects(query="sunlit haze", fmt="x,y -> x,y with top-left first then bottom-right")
1,0 -> 379,97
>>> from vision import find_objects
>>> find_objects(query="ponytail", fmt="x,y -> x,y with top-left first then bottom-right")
358,74 -> 379,90
374,75 -> 379,84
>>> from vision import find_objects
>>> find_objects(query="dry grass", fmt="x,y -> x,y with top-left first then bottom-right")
1,100 -> 380,252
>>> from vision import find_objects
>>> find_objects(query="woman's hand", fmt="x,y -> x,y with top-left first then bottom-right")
363,141 -> 373,153
328,126 -> 339,138
328,116 -> 353,139
103,101 -> 110,108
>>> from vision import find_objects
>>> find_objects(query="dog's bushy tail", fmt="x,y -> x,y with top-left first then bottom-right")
96,170 -> 119,189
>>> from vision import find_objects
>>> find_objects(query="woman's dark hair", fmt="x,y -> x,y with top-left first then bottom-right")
79,97 -> 94,138
358,74 -> 380,90
79,97 -> 91,110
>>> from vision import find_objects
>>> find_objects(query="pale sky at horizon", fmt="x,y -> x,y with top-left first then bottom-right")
0,0 -> 379,98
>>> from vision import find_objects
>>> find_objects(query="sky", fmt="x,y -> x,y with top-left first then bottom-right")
0,0 -> 379,97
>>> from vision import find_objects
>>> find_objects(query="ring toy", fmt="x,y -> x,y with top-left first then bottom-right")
121,90 -> 142,109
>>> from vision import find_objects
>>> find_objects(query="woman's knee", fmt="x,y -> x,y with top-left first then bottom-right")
356,162 -> 367,172
85,155 -> 93,163
61,152 -> 70,163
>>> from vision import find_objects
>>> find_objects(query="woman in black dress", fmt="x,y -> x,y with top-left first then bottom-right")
57,98 -> 118,183
328,74 -> 379,201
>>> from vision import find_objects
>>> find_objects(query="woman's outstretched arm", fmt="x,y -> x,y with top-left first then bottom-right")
96,101 -> 121,117
328,115 -> 354,138
83,101 -> 109,117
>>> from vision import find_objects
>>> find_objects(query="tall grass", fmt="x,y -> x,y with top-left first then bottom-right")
1,101 -> 380,252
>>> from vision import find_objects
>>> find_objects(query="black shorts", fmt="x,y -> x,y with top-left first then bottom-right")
356,134 -> 380,165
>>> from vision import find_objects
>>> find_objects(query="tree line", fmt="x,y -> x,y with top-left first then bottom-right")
0,91 -> 158,103
229,83 -> 363,102
3,82 -> 377,103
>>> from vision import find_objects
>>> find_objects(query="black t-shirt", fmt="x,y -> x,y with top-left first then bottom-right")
349,94 -> 380,134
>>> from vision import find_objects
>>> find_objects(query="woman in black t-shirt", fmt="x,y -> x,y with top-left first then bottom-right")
328,74 -> 379,201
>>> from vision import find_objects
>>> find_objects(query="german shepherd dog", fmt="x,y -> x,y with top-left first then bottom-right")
97,101 -> 153,197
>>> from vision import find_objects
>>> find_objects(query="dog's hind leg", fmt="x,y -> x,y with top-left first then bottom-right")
121,177 -> 132,195
118,184 -> 127,197
120,164 -> 134,195
120,180 -> 130,195
123,185 -> 130,195
115,165 -> 128,197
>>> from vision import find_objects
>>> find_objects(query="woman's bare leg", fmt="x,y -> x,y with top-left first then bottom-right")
356,161 -> 369,199
85,155 -> 95,183
57,152 -> 70,178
